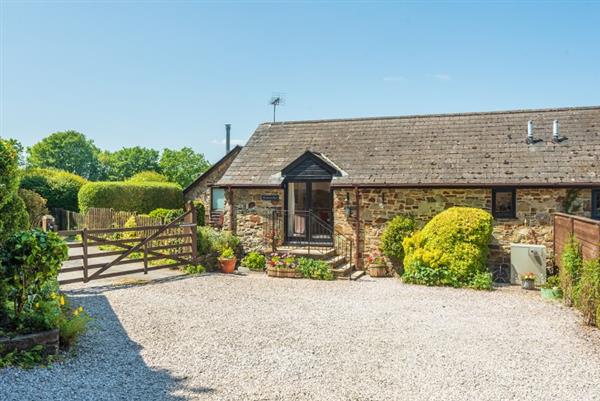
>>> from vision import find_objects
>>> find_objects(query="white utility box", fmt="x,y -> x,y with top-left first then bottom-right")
510,244 -> 547,285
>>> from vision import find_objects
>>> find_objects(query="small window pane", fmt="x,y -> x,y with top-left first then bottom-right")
593,190 -> 600,219
493,189 -> 515,218
211,188 -> 225,210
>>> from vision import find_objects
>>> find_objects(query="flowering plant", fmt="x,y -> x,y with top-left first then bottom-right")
268,253 -> 297,270
521,272 -> 536,281
367,252 -> 386,266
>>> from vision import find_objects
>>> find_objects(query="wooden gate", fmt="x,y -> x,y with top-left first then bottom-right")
554,212 -> 600,268
58,202 -> 198,285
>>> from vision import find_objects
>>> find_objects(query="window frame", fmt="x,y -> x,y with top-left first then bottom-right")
592,189 -> 600,220
210,187 -> 226,211
492,188 -> 517,219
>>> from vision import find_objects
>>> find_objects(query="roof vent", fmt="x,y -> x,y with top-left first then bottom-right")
526,120 -> 541,144
552,119 -> 567,143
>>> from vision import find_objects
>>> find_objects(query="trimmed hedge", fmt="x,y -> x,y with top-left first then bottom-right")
20,168 -> 87,211
0,140 -> 29,244
78,181 -> 183,214
402,207 -> 494,289
128,171 -> 168,183
380,215 -> 416,266
18,188 -> 49,228
148,208 -> 184,221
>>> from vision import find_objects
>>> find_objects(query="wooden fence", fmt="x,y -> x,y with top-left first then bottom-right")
53,207 -> 164,231
58,202 -> 198,284
554,213 -> 600,268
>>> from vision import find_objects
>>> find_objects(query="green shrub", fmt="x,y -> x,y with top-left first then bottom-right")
0,140 -> 29,244
0,230 -> 68,333
297,257 -> 334,280
196,227 -> 242,270
0,194 -> 30,244
576,258 -> 600,326
59,302 -> 92,347
78,181 -> 183,214
0,139 -> 20,209
241,252 -> 266,271
402,207 -> 494,289
193,200 -> 205,227
148,208 -> 184,221
560,236 -> 583,307
220,247 -> 235,259
20,168 -> 87,211
18,189 -> 49,228
183,264 -> 206,275
468,272 -> 494,291
128,171 -> 169,183
380,215 -> 415,268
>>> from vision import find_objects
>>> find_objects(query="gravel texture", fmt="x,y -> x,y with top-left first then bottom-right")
2,273 -> 600,401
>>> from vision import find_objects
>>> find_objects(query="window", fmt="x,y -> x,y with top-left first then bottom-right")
492,188 -> 516,219
593,189 -> 600,220
211,187 -> 225,211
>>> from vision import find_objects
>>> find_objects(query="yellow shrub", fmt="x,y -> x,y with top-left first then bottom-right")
402,207 -> 494,287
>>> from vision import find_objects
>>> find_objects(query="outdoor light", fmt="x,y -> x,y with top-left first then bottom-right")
379,192 -> 385,207
344,193 -> 353,218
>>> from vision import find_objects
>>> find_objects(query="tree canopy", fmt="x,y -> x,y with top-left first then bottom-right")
100,147 -> 160,181
159,147 -> 210,188
27,131 -> 102,180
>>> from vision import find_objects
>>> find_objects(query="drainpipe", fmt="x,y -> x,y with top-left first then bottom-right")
227,186 -> 234,232
354,187 -> 361,270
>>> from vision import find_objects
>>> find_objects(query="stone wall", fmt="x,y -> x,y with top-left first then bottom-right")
184,150 -> 239,221
334,187 -> 593,281
225,188 -> 284,252
229,186 -> 594,281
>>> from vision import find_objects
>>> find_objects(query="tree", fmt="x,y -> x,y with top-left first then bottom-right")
100,147 -> 160,181
0,140 -> 29,244
27,131 -> 103,180
159,147 -> 210,188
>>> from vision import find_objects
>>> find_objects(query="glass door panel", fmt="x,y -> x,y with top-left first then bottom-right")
287,182 -> 308,239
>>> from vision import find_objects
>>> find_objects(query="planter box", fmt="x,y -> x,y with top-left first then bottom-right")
521,279 -> 536,290
368,264 -> 388,277
0,329 -> 59,357
267,266 -> 303,278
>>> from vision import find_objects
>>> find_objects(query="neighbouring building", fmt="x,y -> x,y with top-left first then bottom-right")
215,106 -> 600,281
184,145 -> 242,228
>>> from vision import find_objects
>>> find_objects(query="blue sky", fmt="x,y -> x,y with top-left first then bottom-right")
1,1 -> 599,163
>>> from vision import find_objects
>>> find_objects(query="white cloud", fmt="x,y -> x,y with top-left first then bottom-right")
383,75 -> 406,82
211,138 -> 247,146
433,73 -> 451,81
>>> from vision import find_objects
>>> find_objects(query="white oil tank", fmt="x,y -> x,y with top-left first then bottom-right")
510,244 -> 547,285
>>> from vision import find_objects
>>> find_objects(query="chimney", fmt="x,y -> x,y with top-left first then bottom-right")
552,120 -> 560,142
527,120 -> 534,143
225,124 -> 231,154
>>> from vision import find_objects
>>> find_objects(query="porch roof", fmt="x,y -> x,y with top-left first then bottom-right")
216,106 -> 600,187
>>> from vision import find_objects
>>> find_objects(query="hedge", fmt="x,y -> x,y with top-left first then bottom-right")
402,207 -> 494,289
78,181 -> 184,214
128,171 -> 169,183
20,168 -> 87,211
0,140 -> 29,244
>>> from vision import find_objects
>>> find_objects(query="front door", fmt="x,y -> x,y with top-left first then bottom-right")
285,181 -> 332,243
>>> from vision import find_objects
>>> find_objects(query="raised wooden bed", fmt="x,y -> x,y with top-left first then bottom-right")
0,329 -> 59,356
267,266 -> 303,278
368,264 -> 388,277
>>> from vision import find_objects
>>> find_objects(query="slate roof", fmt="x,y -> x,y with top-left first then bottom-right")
217,106 -> 600,187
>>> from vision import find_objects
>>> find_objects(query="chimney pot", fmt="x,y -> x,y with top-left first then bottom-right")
553,120 -> 560,141
225,124 -> 231,154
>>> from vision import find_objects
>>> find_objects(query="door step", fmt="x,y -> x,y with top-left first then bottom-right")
332,263 -> 353,278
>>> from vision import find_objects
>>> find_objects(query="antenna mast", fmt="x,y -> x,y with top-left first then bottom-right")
269,95 -> 285,122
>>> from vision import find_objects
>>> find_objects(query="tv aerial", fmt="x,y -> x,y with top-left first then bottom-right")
269,93 -> 285,122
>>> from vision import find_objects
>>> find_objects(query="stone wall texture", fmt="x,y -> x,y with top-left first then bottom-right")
228,186 -> 594,281
184,151 -> 239,222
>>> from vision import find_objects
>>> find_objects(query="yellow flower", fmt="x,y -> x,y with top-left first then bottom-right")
78,306 -> 84,313
50,292 -> 57,300
59,295 -> 65,306
73,309 -> 79,316
35,302 -> 40,309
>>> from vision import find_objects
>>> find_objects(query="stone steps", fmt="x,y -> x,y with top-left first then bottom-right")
276,246 -> 336,259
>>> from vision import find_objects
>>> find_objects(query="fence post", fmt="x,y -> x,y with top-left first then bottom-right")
184,201 -> 198,264
143,244 -> 149,275
82,228 -> 89,282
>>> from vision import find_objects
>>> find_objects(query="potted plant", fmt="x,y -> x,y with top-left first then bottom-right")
367,252 -> 388,277
540,275 -> 562,300
218,246 -> 237,274
521,272 -> 536,290
266,253 -> 302,278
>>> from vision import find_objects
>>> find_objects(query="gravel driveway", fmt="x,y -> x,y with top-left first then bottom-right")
2,273 -> 600,401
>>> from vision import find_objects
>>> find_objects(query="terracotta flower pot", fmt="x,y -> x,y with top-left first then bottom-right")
219,257 -> 237,274
368,264 -> 388,277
